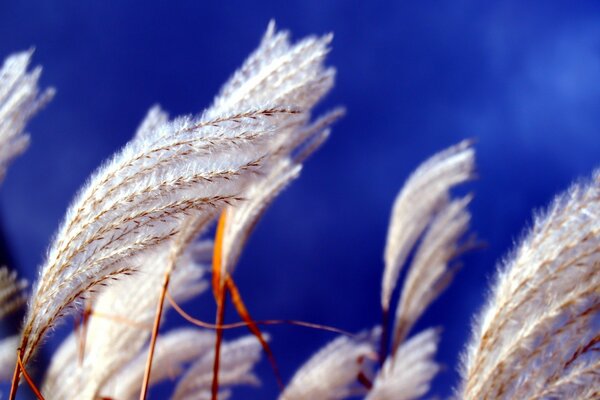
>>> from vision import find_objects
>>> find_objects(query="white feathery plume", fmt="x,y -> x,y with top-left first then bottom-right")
39,333 -> 78,399
279,329 -> 379,400
23,106 -> 290,361
213,21 -> 344,282
391,195 -> 472,351
0,335 -> 19,382
84,242 -> 209,399
0,268 -> 27,387
460,171 -> 600,399
381,140 -> 474,313
103,328 -> 215,400
367,328 -> 440,400
134,104 -> 169,140
207,20 -> 334,119
171,334 -> 264,400
0,50 -> 54,181
19,21 -> 337,366
0,267 -> 27,319
528,357 -> 600,400
41,241 -> 209,400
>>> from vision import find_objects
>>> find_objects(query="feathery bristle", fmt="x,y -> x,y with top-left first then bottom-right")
280,329 -> 379,400
0,335 -> 19,382
0,267 -> 28,319
367,328 -> 440,400
392,195 -> 472,351
105,328 -> 216,400
460,171 -> 600,399
0,50 -> 54,181
381,140 -> 474,312
41,241 -> 209,399
172,334 -> 264,400
19,22 -> 337,367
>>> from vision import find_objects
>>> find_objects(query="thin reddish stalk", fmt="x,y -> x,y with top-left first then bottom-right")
379,308 -> 389,364
8,350 -> 21,400
78,303 -> 92,365
14,349 -> 45,400
166,289 -> 355,336
225,275 -> 283,390
139,269 -> 171,400
357,371 -> 373,390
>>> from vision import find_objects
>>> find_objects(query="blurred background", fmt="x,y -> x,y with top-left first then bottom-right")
1,1 -> 599,399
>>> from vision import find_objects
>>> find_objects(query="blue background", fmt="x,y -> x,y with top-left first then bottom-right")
1,1 -> 599,399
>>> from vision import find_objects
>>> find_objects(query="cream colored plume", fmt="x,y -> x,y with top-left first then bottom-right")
104,328 -> 215,400
0,50 -> 54,181
460,171 -> 600,399
207,21 -> 334,119
214,22 -> 343,283
391,194 -> 472,351
0,335 -> 18,382
171,334 -> 264,400
41,241 -> 209,399
39,332 -> 78,399
82,243 -> 208,398
367,328 -> 440,400
381,140 -> 474,312
0,267 -> 27,319
0,267 -> 27,383
367,141 -> 475,400
280,329 -> 379,400
20,21 -> 337,365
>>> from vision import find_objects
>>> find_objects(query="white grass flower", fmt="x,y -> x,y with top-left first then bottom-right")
0,268 -> 27,384
0,50 -> 54,181
41,241 -> 209,400
38,332 -> 78,399
0,267 -> 27,319
207,21 -> 334,119
213,21 -> 344,283
367,328 -> 440,400
19,21 -> 337,367
460,171 -> 600,399
391,195 -> 472,351
366,141 -> 475,400
381,140 -> 474,314
0,335 -> 19,382
280,329 -> 379,400
171,334 -> 264,400
104,328 -> 216,400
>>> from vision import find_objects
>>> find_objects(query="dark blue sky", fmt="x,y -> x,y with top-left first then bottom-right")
1,1 -> 599,399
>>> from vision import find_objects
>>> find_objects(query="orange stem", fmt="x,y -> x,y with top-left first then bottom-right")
212,211 -> 228,300
16,349 -> 45,400
225,275 -> 283,390
211,210 -> 229,400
